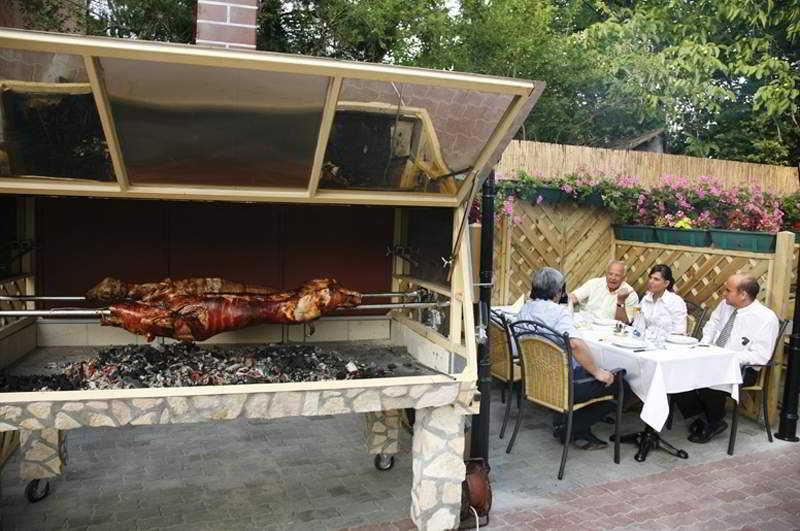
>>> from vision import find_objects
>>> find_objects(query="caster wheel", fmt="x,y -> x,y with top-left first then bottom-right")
374,454 -> 395,471
677,450 -> 689,459
25,479 -> 50,503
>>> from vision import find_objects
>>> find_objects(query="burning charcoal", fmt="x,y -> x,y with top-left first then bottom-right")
1,342 -> 398,393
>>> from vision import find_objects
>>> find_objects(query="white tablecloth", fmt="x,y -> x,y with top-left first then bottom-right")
494,306 -> 743,431
577,326 -> 742,431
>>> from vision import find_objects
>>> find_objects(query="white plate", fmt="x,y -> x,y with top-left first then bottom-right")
665,335 -> 699,345
593,317 -> 618,326
611,338 -> 647,349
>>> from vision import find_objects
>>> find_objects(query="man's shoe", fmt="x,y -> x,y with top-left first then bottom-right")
688,418 -> 706,438
688,421 -> 728,443
573,432 -> 608,451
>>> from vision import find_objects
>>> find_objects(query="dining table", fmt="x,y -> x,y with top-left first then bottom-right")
494,306 -> 744,461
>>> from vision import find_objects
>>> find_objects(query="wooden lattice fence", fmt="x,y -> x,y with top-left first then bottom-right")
493,202 -> 613,305
494,202 -> 798,422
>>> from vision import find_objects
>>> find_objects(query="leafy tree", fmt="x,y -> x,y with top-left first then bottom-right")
584,0 -> 800,164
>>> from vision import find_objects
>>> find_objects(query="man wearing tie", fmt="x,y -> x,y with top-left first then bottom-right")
675,274 -> 780,443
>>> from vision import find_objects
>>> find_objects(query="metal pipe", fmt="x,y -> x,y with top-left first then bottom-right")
342,301 -> 449,311
471,170 -> 495,462
0,309 -> 110,317
360,290 -> 420,298
0,296 -> 87,301
777,247 -> 800,441
0,290 -> 420,302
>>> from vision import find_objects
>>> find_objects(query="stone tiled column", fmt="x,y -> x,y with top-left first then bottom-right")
410,405 -> 465,530
363,409 -> 402,455
19,429 -> 67,480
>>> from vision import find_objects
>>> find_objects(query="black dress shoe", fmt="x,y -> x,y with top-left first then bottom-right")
573,432 -> 608,451
688,418 -> 706,437
688,421 -> 728,443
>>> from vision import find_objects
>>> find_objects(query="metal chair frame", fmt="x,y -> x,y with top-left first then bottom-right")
728,318 -> 790,455
489,310 -> 521,439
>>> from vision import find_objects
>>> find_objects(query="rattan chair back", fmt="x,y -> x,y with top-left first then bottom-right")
743,318 -> 790,391
511,320 -> 572,413
684,299 -> 708,340
489,315 -> 514,382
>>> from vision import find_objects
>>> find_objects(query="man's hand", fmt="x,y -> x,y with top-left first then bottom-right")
593,368 -> 615,386
568,293 -> 578,305
616,288 -> 632,303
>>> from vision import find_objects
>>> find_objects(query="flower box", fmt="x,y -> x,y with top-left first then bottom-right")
530,186 -> 567,204
582,191 -> 604,207
654,227 -> 711,247
613,225 -> 658,243
709,229 -> 776,253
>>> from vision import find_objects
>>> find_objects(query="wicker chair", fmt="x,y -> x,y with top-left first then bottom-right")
728,318 -> 790,456
505,319 -> 625,480
489,311 -> 521,439
684,299 -> 709,340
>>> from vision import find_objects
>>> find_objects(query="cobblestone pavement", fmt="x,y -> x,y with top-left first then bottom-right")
2,385 -> 797,530
349,445 -> 800,530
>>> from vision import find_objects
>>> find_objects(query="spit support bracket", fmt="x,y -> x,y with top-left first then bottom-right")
475,300 -> 489,345
385,245 -> 419,267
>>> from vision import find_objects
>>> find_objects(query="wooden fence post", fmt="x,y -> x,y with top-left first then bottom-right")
767,231 -> 795,422
493,213 -> 512,305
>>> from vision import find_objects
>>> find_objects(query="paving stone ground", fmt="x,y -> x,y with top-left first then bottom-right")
1,384 -> 798,530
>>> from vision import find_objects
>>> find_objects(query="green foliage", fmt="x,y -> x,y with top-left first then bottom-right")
584,0 -> 800,165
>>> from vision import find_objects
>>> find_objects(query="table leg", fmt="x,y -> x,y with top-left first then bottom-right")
612,426 -> 689,462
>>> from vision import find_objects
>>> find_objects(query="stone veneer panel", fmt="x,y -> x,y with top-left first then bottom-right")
0,383 -> 472,433
3,380 -> 477,529
410,405 -> 466,530
20,428 -> 67,480
363,409 -> 402,455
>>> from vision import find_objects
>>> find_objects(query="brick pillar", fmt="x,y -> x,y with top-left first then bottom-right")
195,0 -> 258,50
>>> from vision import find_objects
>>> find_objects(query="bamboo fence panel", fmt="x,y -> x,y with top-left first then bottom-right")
497,140 -> 800,195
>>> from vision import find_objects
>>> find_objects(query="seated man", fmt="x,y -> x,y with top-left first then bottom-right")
675,274 -> 780,443
518,267 -> 620,450
569,260 -> 638,321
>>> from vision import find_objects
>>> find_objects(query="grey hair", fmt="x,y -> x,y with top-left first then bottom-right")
531,267 -> 565,301
608,260 -> 627,273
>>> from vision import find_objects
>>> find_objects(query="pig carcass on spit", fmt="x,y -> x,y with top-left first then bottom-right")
87,276 -> 275,303
101,278 -> 362,342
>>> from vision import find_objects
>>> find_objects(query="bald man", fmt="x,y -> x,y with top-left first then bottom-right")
569,260 -> 638,322
675,274 -> 780,443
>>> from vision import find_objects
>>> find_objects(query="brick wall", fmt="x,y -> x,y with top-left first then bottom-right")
195,0 -> 258,49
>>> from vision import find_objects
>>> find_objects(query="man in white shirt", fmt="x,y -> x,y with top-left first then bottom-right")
517,267 -> 621,450
675,274 -> 780,443
569,261 -> 639,321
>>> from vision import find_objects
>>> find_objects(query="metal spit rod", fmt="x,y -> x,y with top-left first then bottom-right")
0,301 -> 448,318
0,290 -> 419,302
